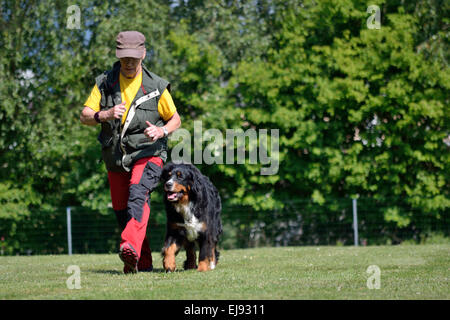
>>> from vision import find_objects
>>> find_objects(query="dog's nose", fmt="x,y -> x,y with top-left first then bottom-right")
165,180 -> 173,189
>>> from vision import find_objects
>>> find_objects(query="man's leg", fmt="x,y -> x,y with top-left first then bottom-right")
138,235 -> 153,271
108,170 -> 131,232
108,171 -> 131,215
120,157 -> 163,272
108,171 -> 136,273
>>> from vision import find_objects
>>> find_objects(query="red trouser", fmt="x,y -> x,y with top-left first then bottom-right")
108,156 -> 163,268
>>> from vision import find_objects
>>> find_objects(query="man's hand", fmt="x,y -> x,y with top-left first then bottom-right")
144,121 -> 164,141
106,101 -> 127,121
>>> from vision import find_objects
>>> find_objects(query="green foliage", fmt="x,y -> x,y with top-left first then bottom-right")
0,182 -> 40,219
0,0 -> 448,252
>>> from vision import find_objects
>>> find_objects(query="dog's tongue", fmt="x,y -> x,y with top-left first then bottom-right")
167,192 -> 178,200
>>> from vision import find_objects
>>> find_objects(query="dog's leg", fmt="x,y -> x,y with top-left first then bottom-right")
210,244 -> 220,269
183,241 -> 197,270
197,238 -> 214,272
162,237 -> 181,272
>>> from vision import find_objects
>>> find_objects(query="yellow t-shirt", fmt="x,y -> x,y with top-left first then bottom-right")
84,71 -> 176,124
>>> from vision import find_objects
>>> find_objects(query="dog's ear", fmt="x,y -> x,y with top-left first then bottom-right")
189,169 -> 203,203
161,162 -> 174,181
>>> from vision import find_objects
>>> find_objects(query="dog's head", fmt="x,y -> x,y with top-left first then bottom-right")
161,162 -> 197,203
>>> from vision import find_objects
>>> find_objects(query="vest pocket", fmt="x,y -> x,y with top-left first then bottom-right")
97,129 -> 123,172
137,98 -> 158,111
125,133 -> 153,149
98,136 -> 112,149
97,134 -> 113,149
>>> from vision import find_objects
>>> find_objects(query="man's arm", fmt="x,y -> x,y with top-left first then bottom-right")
80,106 -> 99,126
164,111 -> 181,135
80,102 -> 127,126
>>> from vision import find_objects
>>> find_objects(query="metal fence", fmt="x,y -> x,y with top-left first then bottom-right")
0,198 -> 448,255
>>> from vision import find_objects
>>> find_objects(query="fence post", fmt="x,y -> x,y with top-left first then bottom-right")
352,198 -> 359,246
66,207 -> 72,255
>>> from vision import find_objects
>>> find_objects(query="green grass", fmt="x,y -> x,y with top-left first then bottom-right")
0,245 -> 448,300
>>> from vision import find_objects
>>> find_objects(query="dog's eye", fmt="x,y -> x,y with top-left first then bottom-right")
176,171 -> 182,178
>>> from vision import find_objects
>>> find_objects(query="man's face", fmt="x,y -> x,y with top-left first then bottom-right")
119,56 -> 143,78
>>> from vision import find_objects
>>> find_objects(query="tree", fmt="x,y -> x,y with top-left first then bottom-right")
223,0 -> 449,225
0,0 -> 448,253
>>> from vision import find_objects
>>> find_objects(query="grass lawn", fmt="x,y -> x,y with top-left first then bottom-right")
0,245 -> 448,300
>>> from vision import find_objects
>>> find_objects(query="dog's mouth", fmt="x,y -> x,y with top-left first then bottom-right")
164,180 -> 188,202
166,191 -> 183,202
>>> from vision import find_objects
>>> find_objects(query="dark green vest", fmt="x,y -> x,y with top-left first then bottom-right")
96,61 -> 169,172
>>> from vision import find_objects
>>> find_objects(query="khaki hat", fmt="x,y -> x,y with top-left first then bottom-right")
116,31 -> 146,59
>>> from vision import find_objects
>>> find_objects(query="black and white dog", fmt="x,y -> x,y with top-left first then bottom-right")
160,162 -> 222,272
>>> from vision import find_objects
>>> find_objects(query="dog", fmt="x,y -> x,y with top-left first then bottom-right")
160,162 -> 222,272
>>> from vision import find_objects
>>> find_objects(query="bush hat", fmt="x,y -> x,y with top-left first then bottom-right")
116,31 -> 146,59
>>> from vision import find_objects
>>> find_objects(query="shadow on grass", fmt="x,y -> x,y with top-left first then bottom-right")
89,268 -> 186,275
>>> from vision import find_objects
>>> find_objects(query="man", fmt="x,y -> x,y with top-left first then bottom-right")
80,31 -> 181,273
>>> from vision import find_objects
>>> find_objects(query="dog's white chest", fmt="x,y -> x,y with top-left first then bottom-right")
174,202 -> 203,241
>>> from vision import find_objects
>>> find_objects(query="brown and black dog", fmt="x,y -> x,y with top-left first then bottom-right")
160,162 -> 222,272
